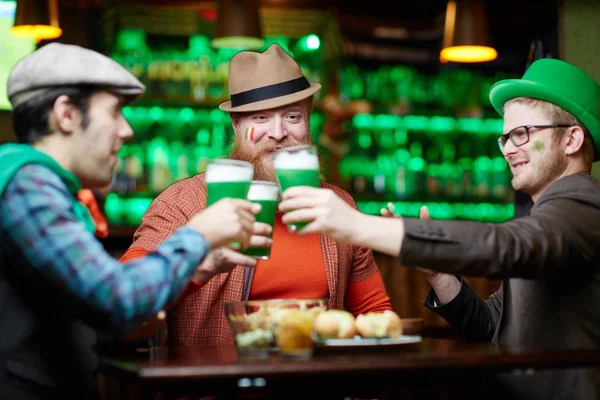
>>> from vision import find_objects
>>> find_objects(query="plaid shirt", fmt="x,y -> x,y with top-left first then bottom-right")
129,173 -> 385,345
0,164 -> 210,334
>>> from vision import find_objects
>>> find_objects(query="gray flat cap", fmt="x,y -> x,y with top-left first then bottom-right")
7,43 -> 146,108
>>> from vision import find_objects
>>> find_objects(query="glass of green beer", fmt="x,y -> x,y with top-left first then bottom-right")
273,145 -> 320,232
206,159 -> 254,249
242,181 -> 279,260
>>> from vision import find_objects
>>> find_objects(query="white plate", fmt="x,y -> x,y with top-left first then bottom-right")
313,335 -> 422,353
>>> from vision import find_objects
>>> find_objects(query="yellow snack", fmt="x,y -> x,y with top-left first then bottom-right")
314,309 -> 357,339
354,310 -> 403,338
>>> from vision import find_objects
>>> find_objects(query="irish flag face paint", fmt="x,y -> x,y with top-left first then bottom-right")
245,127 -> 255,141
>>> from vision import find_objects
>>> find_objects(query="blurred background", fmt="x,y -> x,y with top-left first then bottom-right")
1,0 -> 598,331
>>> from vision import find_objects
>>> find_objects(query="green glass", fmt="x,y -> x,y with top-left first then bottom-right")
205,159 -> 253,249
242,199 -> 277,259
206,181 -> 252,206
276,168 -> 320,231
206,181 -> 251,249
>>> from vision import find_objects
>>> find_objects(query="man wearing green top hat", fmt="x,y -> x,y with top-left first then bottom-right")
0,43 -> 270,400
277,58 -> 600,399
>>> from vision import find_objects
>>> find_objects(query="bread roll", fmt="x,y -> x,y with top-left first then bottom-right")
354,310 -> 403,338
314,310 -> 357,339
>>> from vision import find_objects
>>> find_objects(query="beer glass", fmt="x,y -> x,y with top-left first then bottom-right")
206,159 -> 254,249
274,145 -> 320,232
243,180 -> 279,259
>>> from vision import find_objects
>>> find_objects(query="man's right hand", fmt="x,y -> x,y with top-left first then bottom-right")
186,198 -> 272,249
415,205 -> 461,304
382,204 -> 460,305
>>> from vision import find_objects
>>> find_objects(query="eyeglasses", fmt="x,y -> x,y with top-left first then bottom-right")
497,124 -> 575,151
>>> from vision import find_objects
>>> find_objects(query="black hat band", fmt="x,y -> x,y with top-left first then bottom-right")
230,77 -> 310,108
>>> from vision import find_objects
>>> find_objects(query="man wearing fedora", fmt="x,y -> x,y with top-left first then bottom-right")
119,44 -> 392,346
277,58 -> 600,399
0,43 -> 270,399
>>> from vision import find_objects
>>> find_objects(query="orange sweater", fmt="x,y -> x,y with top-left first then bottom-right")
119,215 -> 391,315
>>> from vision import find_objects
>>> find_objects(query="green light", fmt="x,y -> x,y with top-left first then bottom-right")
429,117 -> 455,133
116,29 -> 146,52
189,35 -> 211,54
212,36 -> 264,51
149,107 -> 164,122
358,133 -> 372,149
408,157 -> 425,171
209,109 -> 227,123
356,201 -> 514,222
306,34 -> 320,50
375,114 -> 399,129
350,114 -> 503,136
403,116 -> 428,131
196,128 -> 211,145
353,114 -> 373,129
457,118 -> 483,134
126,198 -> 153,225
493,157 -> 507,171
394,129 -> 407,145
122,107 -> 133,121
180,107 -> 195,122
474,156 -> 492,170
104,193 -> 121,223
485,118 -> 504,134
395,149 -> 410,163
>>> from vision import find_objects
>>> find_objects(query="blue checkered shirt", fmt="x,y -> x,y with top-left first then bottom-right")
0,164 -> 210,334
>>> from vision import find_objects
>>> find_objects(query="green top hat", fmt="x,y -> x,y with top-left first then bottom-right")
489,58 -> 600,161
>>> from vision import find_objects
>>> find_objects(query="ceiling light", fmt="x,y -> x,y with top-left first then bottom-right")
440,0 -> 497,63
10,0 -> 62,43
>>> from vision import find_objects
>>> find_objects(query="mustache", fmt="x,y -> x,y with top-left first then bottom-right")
231,138 -> 302,163
255,138 -> 299,154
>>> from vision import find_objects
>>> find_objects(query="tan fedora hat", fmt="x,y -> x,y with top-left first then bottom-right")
219,44 -> 321,112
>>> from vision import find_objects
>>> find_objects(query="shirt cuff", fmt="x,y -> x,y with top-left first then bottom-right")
422,276 -> 466,310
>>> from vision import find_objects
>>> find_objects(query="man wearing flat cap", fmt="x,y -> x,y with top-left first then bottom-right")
0,43 -> 270,399
119,44 -> 393,346
276,58 -> 600,399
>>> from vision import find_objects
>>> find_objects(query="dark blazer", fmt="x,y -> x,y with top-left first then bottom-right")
399,173 -> 600,400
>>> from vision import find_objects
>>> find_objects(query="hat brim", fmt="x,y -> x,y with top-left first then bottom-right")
113,87 -> 145,105
489,79 -> 600,160
218,83 -> 321,112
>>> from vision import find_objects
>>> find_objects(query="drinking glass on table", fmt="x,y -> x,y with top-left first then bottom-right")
242,180 -> 278,259
274,145 -> 320,232
206,159 -> 254,249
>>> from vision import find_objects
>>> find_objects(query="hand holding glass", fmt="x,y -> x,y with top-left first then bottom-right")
274,145 -> 320,232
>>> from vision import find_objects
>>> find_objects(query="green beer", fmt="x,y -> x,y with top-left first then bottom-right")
207,181 -> 252,206
205,159 -> 254,249
243,181 -> 279,259
274,145 -> 320,232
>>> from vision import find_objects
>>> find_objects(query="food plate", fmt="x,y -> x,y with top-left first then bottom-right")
313,335 -> 422,354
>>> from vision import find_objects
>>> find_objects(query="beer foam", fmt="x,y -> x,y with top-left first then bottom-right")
273,149 -> 319,170
206,162 -> 254,182
247,182 -> 279,201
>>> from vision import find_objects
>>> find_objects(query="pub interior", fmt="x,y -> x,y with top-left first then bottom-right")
0,0 -> 599,399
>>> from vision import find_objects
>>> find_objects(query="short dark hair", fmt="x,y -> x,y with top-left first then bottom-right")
12,85 -> 100,144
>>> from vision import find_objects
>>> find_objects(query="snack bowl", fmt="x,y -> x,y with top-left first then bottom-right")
225,298 -> 327,359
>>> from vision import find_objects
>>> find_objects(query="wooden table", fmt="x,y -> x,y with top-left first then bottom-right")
99,338 -> 600,400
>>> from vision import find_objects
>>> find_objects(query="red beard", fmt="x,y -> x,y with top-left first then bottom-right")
229,135 -> 314,182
